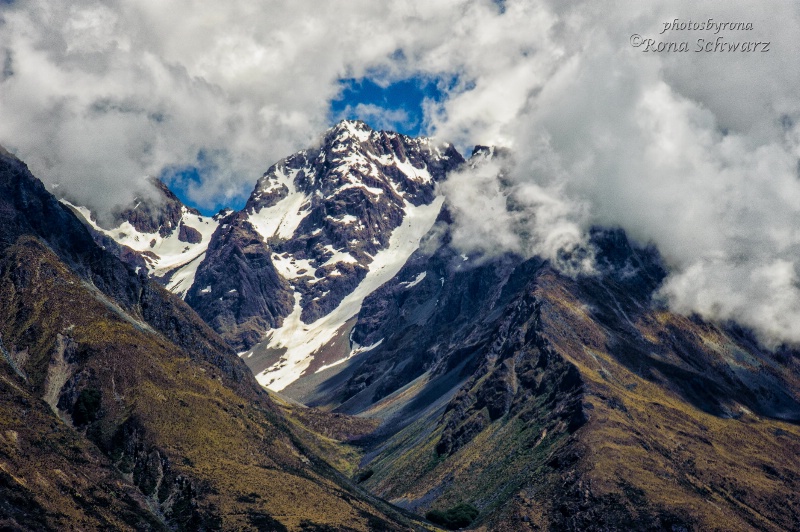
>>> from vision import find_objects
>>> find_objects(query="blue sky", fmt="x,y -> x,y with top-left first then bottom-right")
330,77 -> 444,137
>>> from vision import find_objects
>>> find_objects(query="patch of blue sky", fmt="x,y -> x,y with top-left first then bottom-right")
160,150 -> 245,215
329,76 -> 445,137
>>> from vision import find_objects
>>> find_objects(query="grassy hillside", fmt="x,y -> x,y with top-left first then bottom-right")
0,236 -> 415,530
0,150 -> 421,530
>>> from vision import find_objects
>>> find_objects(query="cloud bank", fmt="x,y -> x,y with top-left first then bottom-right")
1,0 -> 799,344
0,1 -> 445,210
430,0 -> 800,345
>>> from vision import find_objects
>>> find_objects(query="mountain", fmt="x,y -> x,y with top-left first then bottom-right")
0,147 -> 424,530
71,120 -> 464,385
61,124 -> 800,531
277,150 -> 800,530
227,120 -> 463,388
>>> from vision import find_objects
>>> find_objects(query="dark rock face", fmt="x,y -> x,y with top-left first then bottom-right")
337,210 -> 532,408
178,222 -> 202,244
90,230 -> 150,273
578,228 -> 800,422
286,193 -> 800,530
0,150 -> 257,395
106,418 -> 213,530
112,178 -> 199,237
0,147 -> 413,532
185,212 -> 294,351
244,120 -> 463,324
0,150 -> 143,307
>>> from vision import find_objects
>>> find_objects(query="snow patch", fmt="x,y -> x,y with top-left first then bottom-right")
336,182 -> 384,196
326,214 -> 358,225
166,252 -> 206,299
320,245 -> 358,268
399,271 -> 427,289
394,158 -> 432,184
315,338 -> 384,374
248,167 -> 311,240
61,200 -> 218,295
254,195 -> 445,391
272,253 -> 318,281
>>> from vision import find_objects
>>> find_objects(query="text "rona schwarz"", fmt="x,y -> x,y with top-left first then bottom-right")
630,35 -> 770,53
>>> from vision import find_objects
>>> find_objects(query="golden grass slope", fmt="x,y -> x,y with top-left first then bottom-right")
334,265 -> 799,531
529,270 -> 800,531
0,236 -> 412,531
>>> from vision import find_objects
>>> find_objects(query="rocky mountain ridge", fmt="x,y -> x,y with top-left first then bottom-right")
63,177 -> 221,299
283,207 -> 800,530
70,120 -> 465,389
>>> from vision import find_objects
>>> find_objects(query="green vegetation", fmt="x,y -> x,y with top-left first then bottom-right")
0,237 -> 409,530
425,503 -> 479,530
337,268 -> 800,530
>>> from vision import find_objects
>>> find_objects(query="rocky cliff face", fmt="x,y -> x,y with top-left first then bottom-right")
62,177 -> 220,299
244,120 -> 460,324
70,121 -> 465,385
56,125 -> 800,531
114,178 -> 195,237
184,211 -> 295,351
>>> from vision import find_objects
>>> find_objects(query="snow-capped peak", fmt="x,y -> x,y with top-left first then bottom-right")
231,122 -> 465,389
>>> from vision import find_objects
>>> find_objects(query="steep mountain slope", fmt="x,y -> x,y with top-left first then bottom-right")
57,126 -> 800,530
63,177 -> 221,299
0,148 -> 422,530
283,209 -> 800,530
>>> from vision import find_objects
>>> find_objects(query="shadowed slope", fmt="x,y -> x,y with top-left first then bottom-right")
286,221 -> 800,531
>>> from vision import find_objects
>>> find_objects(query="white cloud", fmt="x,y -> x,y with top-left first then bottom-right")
334,103 -> 414,133
0,0 -> 449,210
427,0 -> 800,344
1,0 -> 798,344
440,150 -> 593,275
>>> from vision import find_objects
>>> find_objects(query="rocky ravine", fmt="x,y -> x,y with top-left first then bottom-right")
280,151 -> 800,530
62,126 -> 800,531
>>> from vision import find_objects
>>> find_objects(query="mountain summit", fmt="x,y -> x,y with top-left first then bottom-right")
0,147 -> 415,530
225,120 -> 463,388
